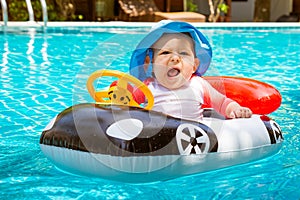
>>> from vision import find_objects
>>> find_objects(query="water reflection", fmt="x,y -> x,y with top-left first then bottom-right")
1,39 -> 8,68
27,29 -> 35,65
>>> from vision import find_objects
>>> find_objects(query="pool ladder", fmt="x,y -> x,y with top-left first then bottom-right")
1,0 -> 48,27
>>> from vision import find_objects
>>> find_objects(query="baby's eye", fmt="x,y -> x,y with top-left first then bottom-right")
160,50 -> 171,55
180,51 -> 189,56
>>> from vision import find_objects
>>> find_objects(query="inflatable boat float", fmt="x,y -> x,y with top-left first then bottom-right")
40,70 -> 283,183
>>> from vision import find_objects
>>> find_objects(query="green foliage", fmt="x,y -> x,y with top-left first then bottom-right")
186,0 -> 198,12
8,1 -> 28,21
6,0 -> 82,21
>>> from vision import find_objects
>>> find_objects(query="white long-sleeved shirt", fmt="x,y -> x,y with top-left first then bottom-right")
139,76 -> 234,122
147,77 -> 205,121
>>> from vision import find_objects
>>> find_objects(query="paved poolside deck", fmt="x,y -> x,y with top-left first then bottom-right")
1,21 -> 300,28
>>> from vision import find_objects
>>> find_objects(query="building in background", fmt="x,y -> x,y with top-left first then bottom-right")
0,0 -> 299,22
231,0 -> 293,22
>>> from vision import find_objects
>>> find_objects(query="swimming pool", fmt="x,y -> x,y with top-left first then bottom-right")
1,22 -> 300,199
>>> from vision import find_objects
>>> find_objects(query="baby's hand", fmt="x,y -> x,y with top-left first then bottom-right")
228,106 -> 252,119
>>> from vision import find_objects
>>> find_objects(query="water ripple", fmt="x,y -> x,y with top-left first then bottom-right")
0,27 -> 299,199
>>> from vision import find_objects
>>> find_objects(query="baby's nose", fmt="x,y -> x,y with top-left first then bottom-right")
170,53 -> 181,62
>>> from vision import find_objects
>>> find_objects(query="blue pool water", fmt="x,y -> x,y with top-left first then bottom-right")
1,24 -> 300,199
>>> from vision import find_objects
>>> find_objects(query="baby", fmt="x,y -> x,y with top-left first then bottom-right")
130,20 -> 252,121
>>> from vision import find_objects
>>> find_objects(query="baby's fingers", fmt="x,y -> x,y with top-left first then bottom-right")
229,108 -> 252,118
236,108 -> 252,118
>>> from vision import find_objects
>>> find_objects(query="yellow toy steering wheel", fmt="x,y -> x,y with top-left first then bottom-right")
86,69 -> 154,110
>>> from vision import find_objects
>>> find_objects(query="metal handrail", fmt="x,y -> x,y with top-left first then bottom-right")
1,0 -> 48,27
40,0 -> 48,27
0,0 -> 8,26
25,0 -> 35,22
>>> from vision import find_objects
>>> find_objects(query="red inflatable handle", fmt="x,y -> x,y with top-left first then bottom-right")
203,76 -> 282,115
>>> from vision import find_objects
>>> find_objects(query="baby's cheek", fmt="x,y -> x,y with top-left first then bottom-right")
182,71 -> 193,81
154,67 -> 167,77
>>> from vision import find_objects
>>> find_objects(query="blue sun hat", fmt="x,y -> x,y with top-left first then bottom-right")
130,20 -> 212,81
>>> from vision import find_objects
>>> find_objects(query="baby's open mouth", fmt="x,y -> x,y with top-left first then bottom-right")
167,68 -> 180,77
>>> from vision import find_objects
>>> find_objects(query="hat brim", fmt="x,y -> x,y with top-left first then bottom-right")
130,21 -> 212,81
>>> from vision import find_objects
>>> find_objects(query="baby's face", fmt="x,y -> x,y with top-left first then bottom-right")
151,33 -> 199,89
